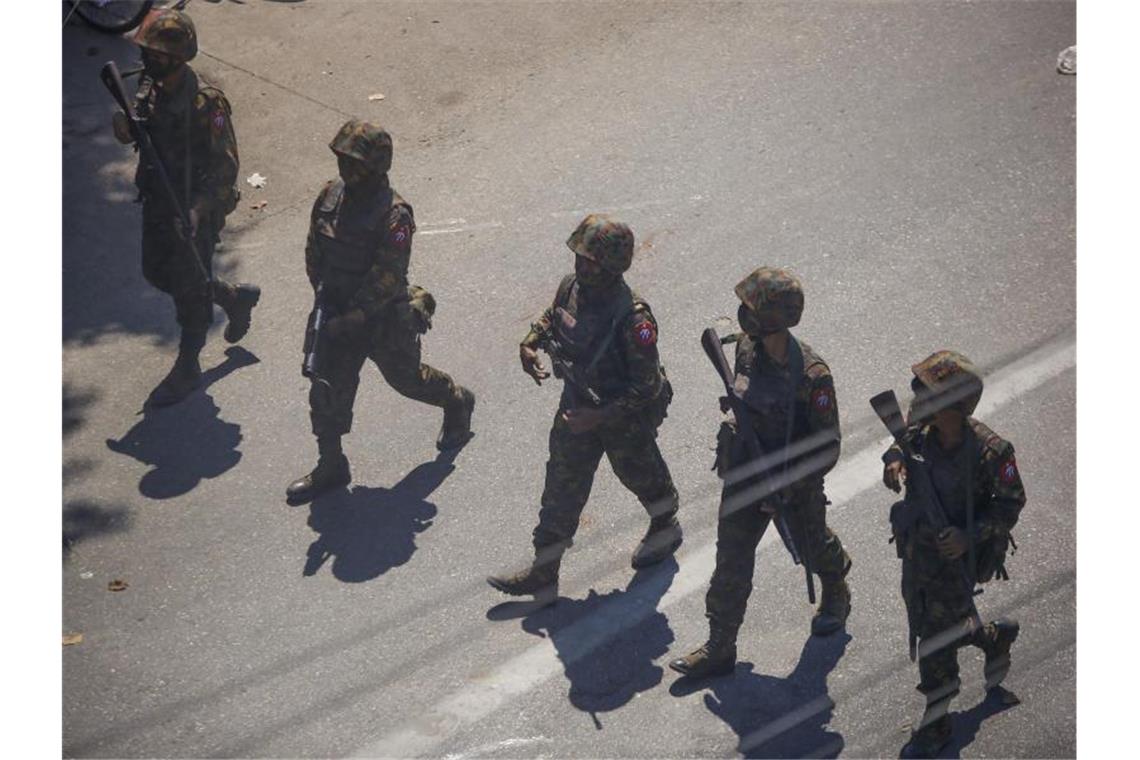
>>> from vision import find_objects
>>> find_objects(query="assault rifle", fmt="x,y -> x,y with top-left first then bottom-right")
701,327 -> 815,605
870,389 -> 982,661
302,283 -> 332,389
534,323 -> 603,407
100,60 -> 211,285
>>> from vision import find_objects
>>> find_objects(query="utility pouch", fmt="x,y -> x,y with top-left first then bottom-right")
644,370 -> 674,430
974,533 -> 1011,583
405,285 -> 436,334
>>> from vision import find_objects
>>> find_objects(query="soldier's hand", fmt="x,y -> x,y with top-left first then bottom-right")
326,309 -> 367,341
883,460 -> 907,492
562,406 -> 607,434
937,527 -> 969,560
520,345 -> 550,385
111,111 -> 132,144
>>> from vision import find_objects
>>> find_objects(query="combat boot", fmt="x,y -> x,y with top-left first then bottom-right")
631,512 -> 683,569
487,546 -> 560,606
982,618 -> 1020,691
900,714 -> 952,759
286,437 -> 350,504
215,283 -> 261,343
668,624 -> 737,679
148,332 -> 204,407
811,573 -> 851,637
437,386 -> 476,451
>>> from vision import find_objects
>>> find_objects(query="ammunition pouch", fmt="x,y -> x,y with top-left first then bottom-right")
404,285 -> 436,334
644,371 -> 674,430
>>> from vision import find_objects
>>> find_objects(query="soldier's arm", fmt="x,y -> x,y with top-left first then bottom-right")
189,89 -> 239,214
348,204 -> 415,319
605,306 -> 664,417
521,306 -> 555,349
303,190 -> 326,290
975,439 -> 1027,542
802,368 -> 841,478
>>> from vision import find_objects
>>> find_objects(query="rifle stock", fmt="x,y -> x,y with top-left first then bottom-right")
534,324 -> 603,406
302,283 -> 332,388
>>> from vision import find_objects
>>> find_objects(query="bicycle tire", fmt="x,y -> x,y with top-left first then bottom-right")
68,0 -> 154,34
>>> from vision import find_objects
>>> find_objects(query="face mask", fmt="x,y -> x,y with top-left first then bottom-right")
737,303 -> 783,337
141,50 -> 180,79
575,255 -> 615,288
337,155 -> 376,190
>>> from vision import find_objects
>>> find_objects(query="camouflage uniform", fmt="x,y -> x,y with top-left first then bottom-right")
705,333 -> 849,632
122,9 -> 259,406
488,215 -> 680,601
288,120 -> 473,503
885,351 -> 1026,757
671,267 -> 849,680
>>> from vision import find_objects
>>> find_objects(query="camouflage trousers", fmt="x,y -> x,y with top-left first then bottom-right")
307,305 -> 458,438
901,534 -> 1005,714
141,202 -> 236,333
706,480 -> 849,633
532,406 -> 679,551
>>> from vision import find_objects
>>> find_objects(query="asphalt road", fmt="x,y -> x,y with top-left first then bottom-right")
62,1 -> 1075,757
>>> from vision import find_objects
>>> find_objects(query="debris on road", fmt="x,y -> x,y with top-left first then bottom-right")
368,93 -> 386,102
246,172 -> 268,188
1056,46 -> 1076,75
79,571 -> 93,579
251,200 -> 269,211
107,579 -> 129,592
63,633 -> 84,647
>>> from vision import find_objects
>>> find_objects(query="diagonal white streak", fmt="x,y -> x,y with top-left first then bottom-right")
352,336 -> 1074,758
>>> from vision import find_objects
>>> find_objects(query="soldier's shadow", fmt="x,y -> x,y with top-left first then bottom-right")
934,686 -> 1020,759
497,561 -> 678,724
301,450 -> 456,583
670,632 -> 851,758
105,347 -> 258,499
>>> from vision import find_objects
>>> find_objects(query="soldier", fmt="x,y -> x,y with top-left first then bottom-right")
670,267 -> 851,680
111,8 -> 260,407
487,214 -> 682,604
286,120 -> 476,503
881,351 -> 1026,758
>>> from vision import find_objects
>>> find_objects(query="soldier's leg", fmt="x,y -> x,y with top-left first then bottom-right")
370,316 -> 475,450
900,558 -> 968,758
141,207 -> 210,406
600,417 -> 682,569
488,410 -> 605,601
286,339 -> 368,503
670,488 -> 768,678
967,617 -> 1021,691
794,487 -> 852,636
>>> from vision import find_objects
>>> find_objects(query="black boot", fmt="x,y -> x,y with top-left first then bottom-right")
487,543 -> 561,606
631,512 -> 683,569
286,436 -> 351,504
148,330 -> 204,407
900,714 -> 952,759
215,282 -> 261,344
437,385 -> 476,451
669,623 -> 737,679
811,573 -> 851,636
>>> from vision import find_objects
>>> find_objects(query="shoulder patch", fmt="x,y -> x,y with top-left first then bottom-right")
998,456 -> 1019,485
632,318 -> 657,347
388,207 -> 414,248
811,386 -> 834,414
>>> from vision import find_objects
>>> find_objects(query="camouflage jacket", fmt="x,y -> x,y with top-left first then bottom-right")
134,67 -> 239,216
883,418 -> 1026,543
522,275 -> 666,416
304,177 -> 416,318
724,334 -> 841,486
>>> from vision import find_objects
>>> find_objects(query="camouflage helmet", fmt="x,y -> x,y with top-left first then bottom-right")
329,119 -> 393,174
133,8 -> 198,63
734,267 -> 804,329
910,350 -> 984,416
566,214 -> 635,274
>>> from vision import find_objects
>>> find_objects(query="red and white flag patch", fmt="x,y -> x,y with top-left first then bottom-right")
633,319 -> 657,347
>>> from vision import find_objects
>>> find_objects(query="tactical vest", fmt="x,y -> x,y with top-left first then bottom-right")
551,275 -> 660,403
311,179 -> 412,307
732,335 -> 825,451
135,69 -> 198,207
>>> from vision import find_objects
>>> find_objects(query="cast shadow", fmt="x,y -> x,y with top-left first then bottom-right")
936,685 -> 1020,759
63,500 -> 132,558
105,346 -> 258,499
670,632 -> 851,758
504,560 -> 678,725
301,449 -> 457,583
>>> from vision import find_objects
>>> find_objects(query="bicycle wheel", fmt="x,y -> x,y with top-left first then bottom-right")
68,0 -> 154,34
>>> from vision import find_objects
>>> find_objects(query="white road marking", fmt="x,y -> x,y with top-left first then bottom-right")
352,335 -> 1075,758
